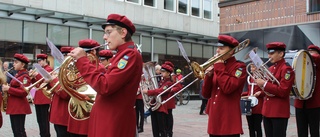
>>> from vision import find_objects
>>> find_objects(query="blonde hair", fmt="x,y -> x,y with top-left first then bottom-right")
0,60 -> 7,84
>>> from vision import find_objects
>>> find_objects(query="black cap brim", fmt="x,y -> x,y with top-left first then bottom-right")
102,22 -> 116,29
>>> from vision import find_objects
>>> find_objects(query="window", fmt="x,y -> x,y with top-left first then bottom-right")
70,27 -> 89,46
308,0 -> 320,12
203,0 -> 213,19
144,0 -> 156,7
164,0 -> 175,11
126,0 -> 140,4
178,0 -> 188,14
191,0 -> 201,17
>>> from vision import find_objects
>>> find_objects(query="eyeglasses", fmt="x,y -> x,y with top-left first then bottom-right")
104,28 -> 119,37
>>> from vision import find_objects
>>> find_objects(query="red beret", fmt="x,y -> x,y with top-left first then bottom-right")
36,54 -> 48,60
79,39 -> 100,50
164,61 -> 174,68
308,45 -> 320,54
161,64 -> 173,73
14,53 -> 29,64
60,46 -> 74,53
99,50 -> 113,59
217,35 -> 239,48
101,14 -> 136,35
266,42 -> 286,53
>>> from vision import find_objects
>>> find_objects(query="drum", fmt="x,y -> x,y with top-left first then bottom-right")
240,99 -> 252,115
284,50 -> 316,100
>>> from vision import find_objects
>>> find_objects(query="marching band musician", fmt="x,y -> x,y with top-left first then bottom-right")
142,62 -> 174,137
67,39 -> 102,137
68,13 -> 143,137
294,45 -> 320,137
2,53 -> 32,137
98,50 -> 113,69
202,35 -> 247,137
30,53 -> 53,137
255,42 -> 295,137
47,46 -> 74,137
241,64 -> 263,137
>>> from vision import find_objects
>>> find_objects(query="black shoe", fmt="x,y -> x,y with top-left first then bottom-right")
138,128 -> 144,133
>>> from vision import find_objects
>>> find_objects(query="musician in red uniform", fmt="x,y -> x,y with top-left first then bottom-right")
241,64 -> 263,137
142,62 -> 174,137
98,50 -> 113,69
294,45 -> 320,137
67,39 -> 102,137
47,46 -> 74,137
202,35 -> 247,137
68,13 -> 142,137
255,42 -> 295,137
2,53 -> 31,137
30,53 -> 53,137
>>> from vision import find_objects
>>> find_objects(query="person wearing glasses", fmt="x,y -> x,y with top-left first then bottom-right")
68,14 -> 143,137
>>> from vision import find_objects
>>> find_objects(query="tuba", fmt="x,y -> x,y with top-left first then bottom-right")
58,55 -> 97,120
140,61 -> 159,109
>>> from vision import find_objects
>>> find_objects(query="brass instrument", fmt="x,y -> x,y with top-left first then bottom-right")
58,55 -> 98,120
152,39 -> 250,111
29,69 -> 37,78
1,67 -> 12,112
140,62 -> 160,109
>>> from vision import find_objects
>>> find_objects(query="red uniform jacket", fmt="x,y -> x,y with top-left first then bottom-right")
262,59 -> 295,118
48,78 -> 70,126
7,69 -> 31,115
76,42 -> 143,137
32,65 -> 52,105
147,77 -> 174,113
294,54 -> 320,108
166,75 -> 182,109
202,57 -> 247,135
241,77 -> 263,114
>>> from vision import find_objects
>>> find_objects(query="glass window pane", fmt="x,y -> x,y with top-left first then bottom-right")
48,24 -> 69,46
24,21 -> 47,44
182,42 -> 191,56
132,35 -> 140,44
0,19 -> 22,42
203,45 -> 213,58
167,40 -> 179,55
126,0 -> 140,4
154,38 -> 166,54
204,0 -> 212,19
192,44 -> 202,58
164,0 -> 175,11
178,0 -> 188,14
142,36 -> 151,53
92,30 -> 104,45
191,0 -> 200,17
309,0 -> 320,12
144,0 -> 155,7
70,27 -> 89,47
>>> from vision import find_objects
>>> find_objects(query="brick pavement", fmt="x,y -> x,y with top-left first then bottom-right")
0,101 -> 298,137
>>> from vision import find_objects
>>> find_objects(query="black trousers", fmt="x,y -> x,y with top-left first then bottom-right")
54,124 -> 70,137
246,114 -> 262,137
150,110 -> 167,137
166,109 -> 174,137
135,99 -> 144,130
200,99 -> 208,114
295,107 -> 320,137
35,104 -> 50,137
210,134 -> 240,137
263,117 -> 288,137
10,114 -> 27,137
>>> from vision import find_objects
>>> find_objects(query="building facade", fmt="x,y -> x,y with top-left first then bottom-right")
0,0 -> 220,93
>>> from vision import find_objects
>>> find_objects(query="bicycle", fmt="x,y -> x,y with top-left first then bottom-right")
175,89 -> 190,105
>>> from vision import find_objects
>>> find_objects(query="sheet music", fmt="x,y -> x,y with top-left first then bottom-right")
248,50 -> 264,69
33,63 -> 52,81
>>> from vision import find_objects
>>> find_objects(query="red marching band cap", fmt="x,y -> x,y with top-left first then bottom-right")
36,54 -> 48,61
60,46 -> 74,54
216,35 -> 239,48
101,14 -> 136,35
161,61 -> 174,73
308,45 -> 320,54
79,39 -> 100,51
164,61 -> 174,68
14,53 -> 30,64
99,50 -> 113,60
266,42 -> 286,53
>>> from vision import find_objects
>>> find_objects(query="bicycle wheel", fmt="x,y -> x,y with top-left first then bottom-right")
181,90 -> 190,105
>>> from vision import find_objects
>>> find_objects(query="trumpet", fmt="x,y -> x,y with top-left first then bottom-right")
150,39 -> 250,111
24,68 -> 59,94
29,69 -> 37,78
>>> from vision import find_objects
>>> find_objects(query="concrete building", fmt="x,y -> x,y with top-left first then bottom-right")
0,0 -> 220,93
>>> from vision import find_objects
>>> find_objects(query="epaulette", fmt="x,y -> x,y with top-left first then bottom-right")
128,45 -> 135,49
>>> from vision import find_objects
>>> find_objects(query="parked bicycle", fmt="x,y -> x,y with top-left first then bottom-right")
175,89 -> 190,105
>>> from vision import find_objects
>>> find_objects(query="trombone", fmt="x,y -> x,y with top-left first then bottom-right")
151,39 -> 250,111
